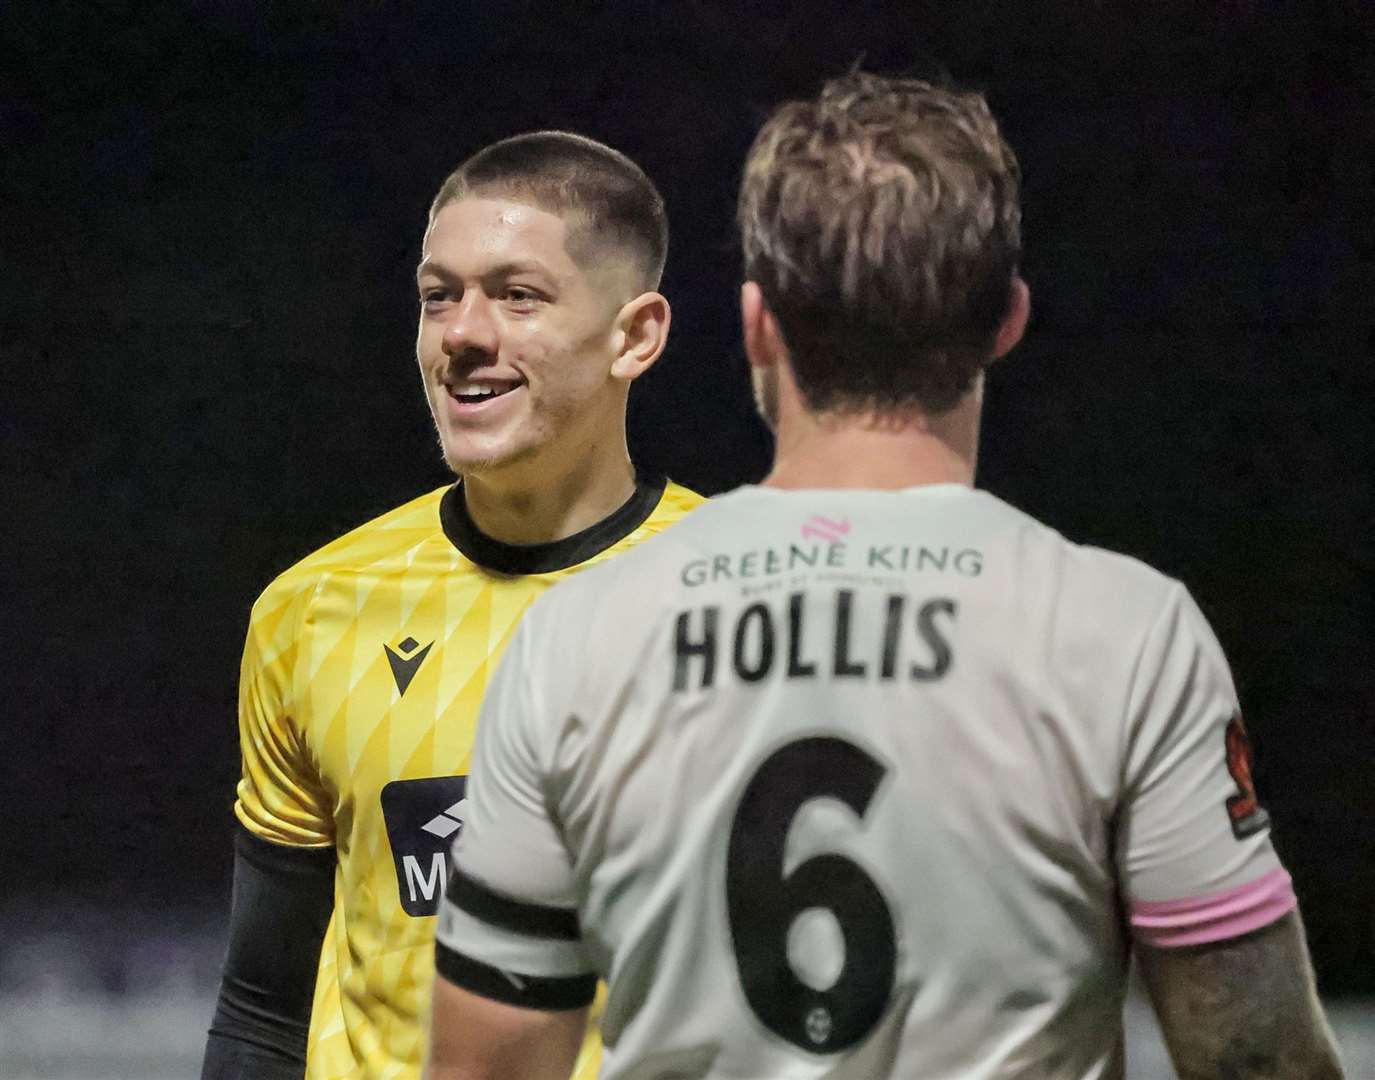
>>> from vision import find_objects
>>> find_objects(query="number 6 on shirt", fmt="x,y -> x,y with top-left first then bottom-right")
725,736 -> 897,1054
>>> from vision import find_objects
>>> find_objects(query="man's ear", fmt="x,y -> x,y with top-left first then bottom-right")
610,292 -> 671,381
741,281 -> 785,371
992,276 -> 1031,361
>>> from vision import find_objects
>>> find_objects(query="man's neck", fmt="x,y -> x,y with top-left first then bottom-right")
765,426 -> 973,490
460,447 -> 638,546
765,398 -> 979,492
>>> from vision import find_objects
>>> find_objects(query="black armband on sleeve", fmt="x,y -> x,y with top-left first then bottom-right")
434,941 -> 598,1011
200,825 -> 336,1080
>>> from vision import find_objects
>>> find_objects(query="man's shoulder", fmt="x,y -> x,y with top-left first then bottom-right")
972,489 -> 1181,602
1072,541 -> 1180,595
572,478 -> 707,569
631,479 -> 707,537
1051,532 -> 1184,616
533,486 -> 712,607
988,515 -> 1201,676
657,479 -> 708,517
250,485 -> 452,617
563,485 -> 1180,605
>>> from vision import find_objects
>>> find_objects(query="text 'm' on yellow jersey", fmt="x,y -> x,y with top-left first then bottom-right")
234,476 -> 703,1079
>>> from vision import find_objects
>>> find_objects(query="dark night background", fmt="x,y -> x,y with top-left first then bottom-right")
3,0 -> 1373,1011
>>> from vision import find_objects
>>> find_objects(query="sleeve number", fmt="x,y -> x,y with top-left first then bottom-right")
725,736 -> 897,1054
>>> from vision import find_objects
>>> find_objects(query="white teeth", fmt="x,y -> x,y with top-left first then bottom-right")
451,383 -> 510,398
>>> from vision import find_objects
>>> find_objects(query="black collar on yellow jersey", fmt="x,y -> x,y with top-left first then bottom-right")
440,473 -> 667,575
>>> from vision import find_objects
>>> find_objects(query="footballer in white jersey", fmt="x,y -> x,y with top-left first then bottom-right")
435,484 -> 1294,1079
427,73 -> 1344,1080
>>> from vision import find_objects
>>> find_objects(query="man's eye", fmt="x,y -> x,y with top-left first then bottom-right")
421,289 -> 454,306
505,287 -> 541,304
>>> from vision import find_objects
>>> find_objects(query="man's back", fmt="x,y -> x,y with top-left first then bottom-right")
429,74 -> 1337,1080
441,484 -> 1291,1078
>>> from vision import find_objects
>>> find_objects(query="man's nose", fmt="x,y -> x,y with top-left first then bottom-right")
442,293 -> 498,357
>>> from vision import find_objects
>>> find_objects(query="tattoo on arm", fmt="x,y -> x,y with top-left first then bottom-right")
1136,911 -> 1345,1080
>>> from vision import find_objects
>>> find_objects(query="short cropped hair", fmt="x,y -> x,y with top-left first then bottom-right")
739,72 -> 1022,414
431,131 -> 668,291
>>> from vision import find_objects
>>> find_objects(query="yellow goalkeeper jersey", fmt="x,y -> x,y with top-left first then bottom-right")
234,475 -> 703,1079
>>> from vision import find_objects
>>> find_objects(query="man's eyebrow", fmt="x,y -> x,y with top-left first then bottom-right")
415,257 -> 449,281
484,260 -> 556,281
415,259 -> 555,281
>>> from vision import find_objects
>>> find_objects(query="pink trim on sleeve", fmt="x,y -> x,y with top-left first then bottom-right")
1130,867 -> 1297,948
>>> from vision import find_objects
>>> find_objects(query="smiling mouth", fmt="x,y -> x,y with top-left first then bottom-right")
445,381 -> 520,405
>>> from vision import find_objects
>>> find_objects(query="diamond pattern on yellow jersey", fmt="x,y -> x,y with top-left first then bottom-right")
233,478 -> 703,1079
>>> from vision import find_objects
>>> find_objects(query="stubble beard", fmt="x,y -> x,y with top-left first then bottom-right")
429,396 -> 498,479
436,423 -> 506,479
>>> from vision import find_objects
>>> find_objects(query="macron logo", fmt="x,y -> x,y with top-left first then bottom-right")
422,799 -> 468,840
384,636 -> 434,696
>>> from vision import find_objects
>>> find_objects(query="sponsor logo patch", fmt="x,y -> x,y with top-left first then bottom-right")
381,775 -> 467,916
1224,713 -> 1271,840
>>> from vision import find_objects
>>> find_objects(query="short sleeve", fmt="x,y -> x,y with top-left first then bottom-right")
233,580 -> 335,849
1117,585 -> 1296,947
434,612 -> 596,1009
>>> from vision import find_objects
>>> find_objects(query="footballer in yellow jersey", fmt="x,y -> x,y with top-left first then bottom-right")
235,476 -> 700,1078
203,130 -> 702,1080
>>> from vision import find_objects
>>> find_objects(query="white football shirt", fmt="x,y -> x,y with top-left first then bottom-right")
435,485 -> 1294,1079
